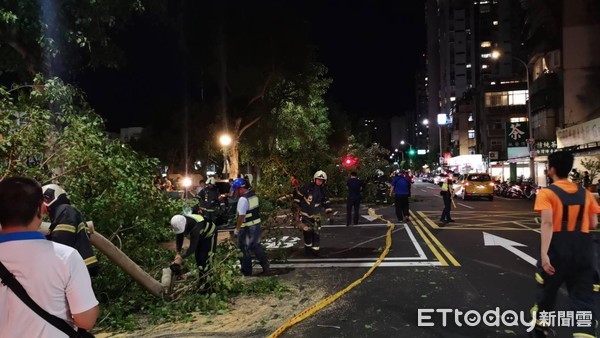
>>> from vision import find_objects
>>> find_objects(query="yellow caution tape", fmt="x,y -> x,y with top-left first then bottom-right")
267,208 -> 394,338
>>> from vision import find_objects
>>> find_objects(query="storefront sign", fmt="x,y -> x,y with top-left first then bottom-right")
534,140 -> 558,156
505,122 -> 530,148
556,117 -> 600,148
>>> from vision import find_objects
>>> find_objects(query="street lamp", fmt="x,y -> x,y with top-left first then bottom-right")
492,50 -> 535,184
400,140 -> 414,167
437,114 -> 447,162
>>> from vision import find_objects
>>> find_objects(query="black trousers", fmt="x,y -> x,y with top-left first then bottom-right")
441,192 -> 452,221
195,231 -> 217,284
394,194 -> 409,221
346,196 -> 360,225
533,232 -> 596,336
302,217 -> 322,250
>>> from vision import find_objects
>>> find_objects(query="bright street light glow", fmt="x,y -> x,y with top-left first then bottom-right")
491,50 -> 501,59
219,134 -> 232,147
400,140 -> 405,145
422,118 -> 429,125
182,177 -> 192,188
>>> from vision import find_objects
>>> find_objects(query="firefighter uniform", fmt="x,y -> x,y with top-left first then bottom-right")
293,181 -> 332,255
46,203 -> 99,277
174,214 -> 217,286
532,182 -> 600,337
197,185 -> 220,224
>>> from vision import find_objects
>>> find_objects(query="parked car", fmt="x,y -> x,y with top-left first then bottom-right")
453,173 -> 495,201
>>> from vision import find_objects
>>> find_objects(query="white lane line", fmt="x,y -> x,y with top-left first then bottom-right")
457,202 -> 474,209
405,223 -> 428,259
269,261 -> 443,268
420,189 -> 428,193
285,257 -> 426,262
512,221 -> 540,233
426,186 -> 436,190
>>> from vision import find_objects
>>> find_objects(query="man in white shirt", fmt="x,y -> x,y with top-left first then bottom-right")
233,178 -> 270,276
0,177 -> 99,337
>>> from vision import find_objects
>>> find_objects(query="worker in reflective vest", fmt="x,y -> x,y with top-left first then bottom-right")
170,213 -> 217,290
439,177 -> 455,225
233,178 -> 270,276
530,151 -> 600,338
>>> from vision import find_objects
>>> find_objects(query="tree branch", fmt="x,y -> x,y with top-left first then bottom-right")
0,150 -> 15,181
0,28 -> 38,77
46,163 -> 90,183
243,72 -> 273,112
238,116 -> 261,138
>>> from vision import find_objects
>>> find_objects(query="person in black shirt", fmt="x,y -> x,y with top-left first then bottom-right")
346,172 -> 362,226
170,214 -> 217,290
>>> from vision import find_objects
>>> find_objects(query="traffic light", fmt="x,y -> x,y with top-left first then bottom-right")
342,155 -> 358,168
408,148 -> 416,157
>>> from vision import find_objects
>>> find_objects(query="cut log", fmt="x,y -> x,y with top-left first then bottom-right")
90,230 -> 165,298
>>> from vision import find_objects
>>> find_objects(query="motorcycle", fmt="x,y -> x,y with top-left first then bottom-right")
523,185 -> 541,200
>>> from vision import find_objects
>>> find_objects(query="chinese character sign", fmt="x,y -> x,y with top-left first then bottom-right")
534,139 -> 558,155
506,122 -> 530,148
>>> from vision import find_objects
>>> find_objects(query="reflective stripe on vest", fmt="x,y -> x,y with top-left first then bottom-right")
187,214 -> 215,237
242,191 -> 261,227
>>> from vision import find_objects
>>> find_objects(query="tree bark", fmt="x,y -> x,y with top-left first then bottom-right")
90,231 -> 165,298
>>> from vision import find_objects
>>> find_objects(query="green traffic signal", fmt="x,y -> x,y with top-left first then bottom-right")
408,149 -> 416,157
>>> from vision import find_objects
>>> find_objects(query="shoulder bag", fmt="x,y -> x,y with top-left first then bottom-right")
0,261 -> 94,338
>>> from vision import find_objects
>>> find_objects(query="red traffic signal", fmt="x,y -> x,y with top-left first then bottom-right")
342,156 -> 358,168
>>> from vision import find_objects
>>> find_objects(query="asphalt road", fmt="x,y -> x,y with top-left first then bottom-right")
258,181 -> 599,338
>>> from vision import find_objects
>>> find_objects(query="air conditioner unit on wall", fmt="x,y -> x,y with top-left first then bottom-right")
545,50 -> 561,71
489,151 -> 499,160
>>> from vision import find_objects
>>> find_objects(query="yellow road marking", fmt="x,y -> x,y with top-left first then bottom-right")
412,211 -> 461,267
416,210 -> 440,229
413,222 -> 448,266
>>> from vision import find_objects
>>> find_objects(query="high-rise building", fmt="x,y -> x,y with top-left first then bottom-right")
427,0 -> 526,162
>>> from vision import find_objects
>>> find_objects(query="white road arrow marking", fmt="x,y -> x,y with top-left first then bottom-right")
483,232 -> 537,266
361,215 -> 377,222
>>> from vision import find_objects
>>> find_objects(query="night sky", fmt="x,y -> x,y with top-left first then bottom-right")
77,1 -> 426,131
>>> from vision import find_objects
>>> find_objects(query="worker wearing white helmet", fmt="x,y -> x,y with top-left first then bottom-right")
292,170 -> 333,256
170,213 -> 216,291
41,184 -> 99,277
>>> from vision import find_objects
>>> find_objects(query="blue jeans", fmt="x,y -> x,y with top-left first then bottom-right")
238,224 -> 269,276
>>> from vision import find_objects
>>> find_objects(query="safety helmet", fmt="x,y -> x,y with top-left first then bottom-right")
231,178 -> 246,190
170,215 -> 186,234
376,169 -> 384,176
42,184 -> 67,207
313,170 -> 327,181
206,177 -> 216,185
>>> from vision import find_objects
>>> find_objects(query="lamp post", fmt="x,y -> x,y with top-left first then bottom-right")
401,140 -> 414,167
492,50 -> 535,185
437,114 -> 447,167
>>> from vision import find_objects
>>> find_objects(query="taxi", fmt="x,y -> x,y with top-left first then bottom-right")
453,173 -> 494,201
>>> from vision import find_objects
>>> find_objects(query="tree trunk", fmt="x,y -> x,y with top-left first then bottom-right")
228,140 -> 239,179
90,231 -> 165,298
